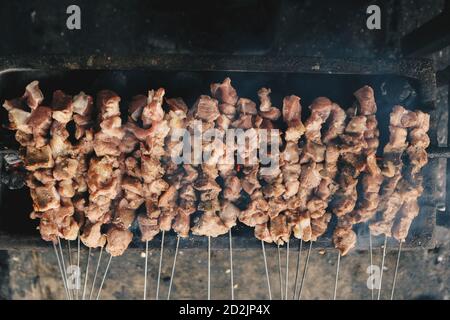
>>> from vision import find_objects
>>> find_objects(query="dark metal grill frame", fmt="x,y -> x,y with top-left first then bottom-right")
0,54 -> 439,251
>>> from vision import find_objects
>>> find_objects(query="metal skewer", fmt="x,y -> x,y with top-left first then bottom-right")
377,235 -> 388,300
57,237 -> 72,300
333,251 -> 341,300
143,240 -> 149,300
208,236 -> 211,300
285,239 -> 289,300
156,230 -> 165,300
82,247 -> 91,300
52,241 -> 70,300
89,246 -> 103,300
229,229 -> 235,300
369,230 -> 374,300
167,236 -> 180,300
298,241 -> 312,300
76,235 -> 81,300
390,241 -> 403,300
66,239 -> 75,299
95,254 -> 113,300
292,239 -> 303,299
277,243 -> 283,300
261,240 -> 272,300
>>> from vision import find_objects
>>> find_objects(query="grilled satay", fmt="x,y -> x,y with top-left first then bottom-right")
137,89 -> 171,242
191,94 -> 229,237
391,111 -> 430,241
82,90 -> 125,250
332,87 -> 373,255
369,106 -> 416,237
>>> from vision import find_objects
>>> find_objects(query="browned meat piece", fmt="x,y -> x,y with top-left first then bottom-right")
49,122 -> 72,158
223,176 -> 242,202
2,101 -> 32,133
58,179 -> 76,198
237,98 -> 257,115
392,197 -> 420,241
25,145 -> 54,171
269,213 -> 290,245
30,184 -> 60,212
113,199 -> 136,229
53,157 -> 78,181
323,103 -> 346,144
333,225 -> 357,256
172,212 -> 191,238
260,107 -> 281,121
105,226 -> 133,257
27,106 -> 53,147
81,221 -> 107,248
219,201 -> 239,229
353,86 -> 376,116
193,95 -> 220,122
239,196 -> 270,227
311,213 -> 331,241
128,94 -> 147,121
255,223 -> 273,243
258,88 -> 272,112
38,211 -> 59,242
191,210 -> 228,237
282,95 -> 301,123
51,90 -> 73,124
300,140 -> 326,163
24,81 -> 44,110
137,213 -> 160,242
158,185 -> 178,208
345,116 -> 367,134
211,77 -> 238,106
292,212 -> 312,242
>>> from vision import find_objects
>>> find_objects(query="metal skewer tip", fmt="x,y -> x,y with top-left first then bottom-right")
58,237 -> 72,300
208,236 -> 211,300
261,240 -> 272,300
156,230 -> 165,300
277,243 -> 284,300
298,241 -> 312,300
144,240 -> 149,300
390,241 -> 403,300
369,230 -> 374,300
377,235 -> 388,300
52,240 -> 70,300
333,251 -> 341,300
167,236 -> 180,300
229,229 -> 235,300
292,239 -> 303,300
89,246 -> 103,300
82,247 -> 91,300
95,254 -> 113,300
285,240 -> 289,300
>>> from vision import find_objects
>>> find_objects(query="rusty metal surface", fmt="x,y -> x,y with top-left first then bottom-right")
0,55 -> 438,251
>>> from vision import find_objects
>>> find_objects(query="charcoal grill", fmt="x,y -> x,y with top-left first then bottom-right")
0,54 -> 440,252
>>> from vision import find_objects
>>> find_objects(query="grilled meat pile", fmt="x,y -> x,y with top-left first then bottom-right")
2,79 -> 429,256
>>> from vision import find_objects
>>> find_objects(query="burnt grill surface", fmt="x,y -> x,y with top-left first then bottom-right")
0,56 -> 437,251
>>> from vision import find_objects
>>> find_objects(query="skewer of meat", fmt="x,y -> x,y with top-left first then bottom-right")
331,86 -> 380,299
3,82 -> 82,299
291,97 -> 345,299
371,106 -> 430,299
254,88 -> 288,299
81,90 -> 128,299
210,78 -> 241,299
164,99 -> 199,297
231,90 -> 273,298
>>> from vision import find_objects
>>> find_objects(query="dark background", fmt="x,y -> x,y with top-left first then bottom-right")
0,0 -> 449,300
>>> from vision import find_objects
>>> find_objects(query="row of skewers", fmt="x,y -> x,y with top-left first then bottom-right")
2,78 -> 429,299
